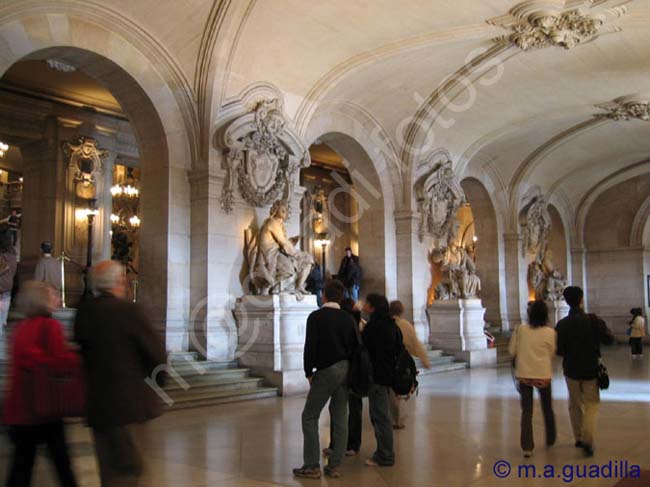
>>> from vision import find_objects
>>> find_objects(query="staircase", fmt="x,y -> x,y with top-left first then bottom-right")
414,347 -> 468,378
494,333 -> 513,367
163,352 -> 278,410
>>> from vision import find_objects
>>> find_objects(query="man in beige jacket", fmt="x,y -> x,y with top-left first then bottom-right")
389,301 -> 431,429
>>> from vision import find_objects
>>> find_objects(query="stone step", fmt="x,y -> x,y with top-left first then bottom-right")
166,360 -> 240,375
419,362 -> 469,377
167,367 -> 251,384
165,387 -> 279,410
165,377 -> 264,396
413,355 -> 456,368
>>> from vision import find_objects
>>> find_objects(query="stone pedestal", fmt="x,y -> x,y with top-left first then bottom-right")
546,299 -> 569,325
427,299 -> 496,367
234,294 -> 317,396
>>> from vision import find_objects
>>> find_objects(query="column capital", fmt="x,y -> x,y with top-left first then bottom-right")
394,210 -> 419,236
503,232 -> 522,243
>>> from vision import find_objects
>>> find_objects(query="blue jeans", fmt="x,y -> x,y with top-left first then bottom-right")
368,384 -> 395,465
301,360 -> 350,469
345,285 -> 360,303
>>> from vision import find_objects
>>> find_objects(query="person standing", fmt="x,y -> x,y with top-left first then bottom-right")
337,247 -> 361,302
0,229 -> 18,329
362,294 -> 401,467
389,300 -> 431,429
3,281 -> 79,487
628,308 -> 646,359
293,280 -> 357,479
508,300 -> 557,458
74,260 -> 166,486
7,209 -> 20,246
305,262 -> 324,307
324,297 -> 364,457
34,241 -> 62,292
555,286 -> 614,457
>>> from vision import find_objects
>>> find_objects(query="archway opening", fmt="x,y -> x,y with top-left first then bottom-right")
460,178 -> 502,327
0,46 -> 172,339
302,133 -> 388,297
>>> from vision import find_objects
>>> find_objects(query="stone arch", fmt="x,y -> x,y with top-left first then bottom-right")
305,113 -> 398,297
583,173 -> 650,333
460,177 -> 504,327
0,9 -> 196,350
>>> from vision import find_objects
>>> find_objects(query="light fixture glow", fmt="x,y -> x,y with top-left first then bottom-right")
110,214 -> 120,224
111,184 -> 139,198
0,142 -> 8,158
129,215 -> 141,227
472,235 -> 478,243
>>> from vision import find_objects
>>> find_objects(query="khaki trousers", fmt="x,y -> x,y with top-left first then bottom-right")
565,377 -> 600,447
92,423 -> 147,487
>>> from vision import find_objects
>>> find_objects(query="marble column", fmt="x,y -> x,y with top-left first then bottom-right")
502,232 -> 527,330
570,247 -> 588,308
394,210 -> 430,343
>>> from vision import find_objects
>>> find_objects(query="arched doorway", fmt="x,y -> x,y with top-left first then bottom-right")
460,178 -> 502,327
303,132 -> 393,297
0,37 -> 192,351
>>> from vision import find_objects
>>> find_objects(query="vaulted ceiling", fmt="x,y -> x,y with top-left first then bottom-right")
1,0 -> 649,222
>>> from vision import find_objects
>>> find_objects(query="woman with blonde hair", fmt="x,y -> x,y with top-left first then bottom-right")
3,281 -> 79,486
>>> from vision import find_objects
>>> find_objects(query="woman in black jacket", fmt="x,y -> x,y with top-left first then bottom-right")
361,294 -> 400,467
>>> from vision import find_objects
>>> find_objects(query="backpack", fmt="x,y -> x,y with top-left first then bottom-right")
348,333 -> 373,397
392,327 -> 418,396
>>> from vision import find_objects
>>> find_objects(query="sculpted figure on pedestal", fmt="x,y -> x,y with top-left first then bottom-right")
245,200 -> 313,298
432,242 -> 481,300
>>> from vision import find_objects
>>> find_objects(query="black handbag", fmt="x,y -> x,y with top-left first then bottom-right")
596,358 -> 609,390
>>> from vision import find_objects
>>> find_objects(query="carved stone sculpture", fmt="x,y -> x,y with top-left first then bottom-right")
489,0 -> 628,51
597,97 -> 650,122
414,157 -> 466,245
431,242 -> 481,300
245,200 -> 313,297
63,136 -> 107,199
219,98 -> 310,213
521,194 -> 551,261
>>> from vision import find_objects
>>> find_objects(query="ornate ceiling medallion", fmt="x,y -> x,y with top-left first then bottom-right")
488,0 -> 629,51
596,95 -> 650,121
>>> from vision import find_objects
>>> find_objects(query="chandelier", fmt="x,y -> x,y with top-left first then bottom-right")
111,184 -> 139,198
0,141 -> 8,158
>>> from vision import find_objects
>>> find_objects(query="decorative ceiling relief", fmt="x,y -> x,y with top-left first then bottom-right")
488,0 -> 630,51
216,95 -> 310,213
596,95 -> 650,121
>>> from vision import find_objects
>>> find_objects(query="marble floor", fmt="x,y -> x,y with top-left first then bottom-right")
2,345 -> 650,486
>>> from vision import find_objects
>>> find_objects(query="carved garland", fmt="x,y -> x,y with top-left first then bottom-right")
218,98 -> 310,213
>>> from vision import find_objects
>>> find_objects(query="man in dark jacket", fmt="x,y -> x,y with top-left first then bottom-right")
337,248 -> 361,302
555,286 -> 613,457
74,260 -> 166,486
293,279 -> 357,480
361,293 -> 401,467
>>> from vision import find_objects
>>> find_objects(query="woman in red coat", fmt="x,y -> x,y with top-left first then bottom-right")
3,281 -> 79,487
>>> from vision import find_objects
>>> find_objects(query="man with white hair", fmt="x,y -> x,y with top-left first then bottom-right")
74,260 -> 166,486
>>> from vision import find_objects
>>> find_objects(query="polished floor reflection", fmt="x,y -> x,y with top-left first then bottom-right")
1,345 -> 649,486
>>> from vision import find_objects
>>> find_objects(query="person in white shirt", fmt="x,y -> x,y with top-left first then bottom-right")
508,300 -> 557,458
389,300 -> 431,429
628,308 -> 646,359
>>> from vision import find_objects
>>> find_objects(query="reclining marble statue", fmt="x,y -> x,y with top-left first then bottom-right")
245,200 -> 313,297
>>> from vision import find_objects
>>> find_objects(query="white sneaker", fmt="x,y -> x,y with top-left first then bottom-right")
345,449 -> 358,457
523,451 -> 533,458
